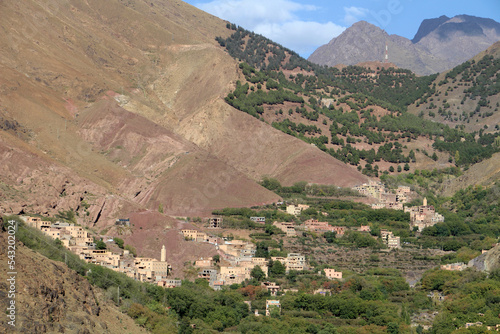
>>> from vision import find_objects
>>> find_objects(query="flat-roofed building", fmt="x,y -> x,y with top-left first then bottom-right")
195,259 -> 213,267
324,268 -> 343,280
181,229 -> 208,242
158,279 -> 182,288
286,204 -> 309,216
261,281 -> 280,296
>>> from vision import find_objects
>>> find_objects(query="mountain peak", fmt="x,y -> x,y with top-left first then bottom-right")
349,20 -> 385,34
412,15 -> 450,43
310,14 -> 500,75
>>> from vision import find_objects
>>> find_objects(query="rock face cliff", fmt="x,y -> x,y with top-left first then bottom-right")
0,231 -> 146,333
469,243 -> 500,273
309,15 -> 500,75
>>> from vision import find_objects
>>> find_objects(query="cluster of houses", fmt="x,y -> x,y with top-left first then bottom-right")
354,181 -> 411,211
405,197 -> 445,232
182,226 -> 343,296
21,216 -> 179,287
354,182 -> 445,233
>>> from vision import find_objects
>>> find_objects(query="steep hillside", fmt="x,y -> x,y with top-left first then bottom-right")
0,231 -> 146,333
0,0 -> 368,231
412,15 -> 452,43
439,152 -> 500,197
408,41 -> 500,134
309,15 -> 500,75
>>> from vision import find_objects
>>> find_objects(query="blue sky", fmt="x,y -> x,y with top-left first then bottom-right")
183,0 -> 500,58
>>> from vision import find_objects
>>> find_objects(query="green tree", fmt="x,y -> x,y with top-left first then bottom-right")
95,239 -> 107,250
268,259 -> 286,278
261,177 -> 281,191
387,322 -> 399,334
54,238 -> 63,249
255,242 -> 269,258
324,231 -> 337,243
251,265 -> 266,281
125,244 -> 137,256
113,237 -> 124,249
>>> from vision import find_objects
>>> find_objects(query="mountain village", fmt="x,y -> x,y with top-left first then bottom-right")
18,180 -> 453,306
1,1 -> 499,331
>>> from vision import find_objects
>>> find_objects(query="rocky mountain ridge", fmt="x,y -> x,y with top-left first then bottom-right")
309,15 -> 500,75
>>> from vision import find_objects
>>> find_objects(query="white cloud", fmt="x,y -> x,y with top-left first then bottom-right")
255,21 -> 345,57
343,6 -> 369,25
195,0 -> 345,57
198,0 -> 316,27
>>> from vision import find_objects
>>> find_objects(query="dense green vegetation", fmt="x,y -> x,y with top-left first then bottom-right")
420,268 -> 500,333
432,130 -> 499,166
260,178 -> 361,199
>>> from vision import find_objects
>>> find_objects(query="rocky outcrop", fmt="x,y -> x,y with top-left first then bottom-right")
469,243 -> 500,273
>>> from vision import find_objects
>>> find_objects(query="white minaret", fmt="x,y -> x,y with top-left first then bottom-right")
161,245 -> 166,262
384,42 -> 389,63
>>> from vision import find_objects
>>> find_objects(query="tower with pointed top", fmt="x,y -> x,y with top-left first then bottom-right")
423,197 -> 428,207
161,245 -> 166,262
384,42 -> 389,63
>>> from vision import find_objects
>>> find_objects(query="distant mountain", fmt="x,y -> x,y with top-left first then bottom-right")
308,21 -> 448,75
309,15 -> 500,75
415,15 -> 500,66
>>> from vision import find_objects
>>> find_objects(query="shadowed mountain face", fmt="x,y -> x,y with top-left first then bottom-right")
412,15 -> 451,43
0,0 -> 367,230
309,15 -> 500,75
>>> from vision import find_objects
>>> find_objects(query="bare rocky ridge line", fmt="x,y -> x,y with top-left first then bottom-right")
309,16 -> 500,75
